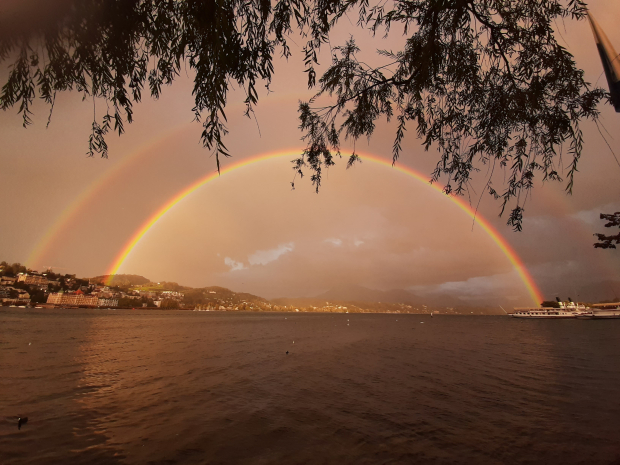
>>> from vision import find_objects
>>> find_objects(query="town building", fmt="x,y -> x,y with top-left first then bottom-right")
98,298 -> 119,307
17,273 -> 49,287
2,298 -> 31,305
1,276 -> 16,285
161,291 -> 184,300
47,292 -> 98,307
120,293 -> 141,300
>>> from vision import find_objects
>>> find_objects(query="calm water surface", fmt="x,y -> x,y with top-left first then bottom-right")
1,308 -> 620,464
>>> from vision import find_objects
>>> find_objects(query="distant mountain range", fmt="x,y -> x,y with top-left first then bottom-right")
316,284 -> 419,304
95,276 -> 482,308
79,272 -> 620,313
575,280 -> 620,304
90,274 -> 568,314
313,284 -> 464,307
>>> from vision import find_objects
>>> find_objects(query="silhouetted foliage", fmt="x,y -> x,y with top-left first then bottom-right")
30,289 -> 47,304
118,296 -> 141,307
594,212 -> 620,249
0,1 -> 607,229
0,262 -> 28,277
44,268 -> 59,280
182,288 -> 207,306
161,298 -> 180,309
540,300 -> 561,308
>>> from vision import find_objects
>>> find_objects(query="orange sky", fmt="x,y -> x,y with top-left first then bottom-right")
1,1 -> 619,305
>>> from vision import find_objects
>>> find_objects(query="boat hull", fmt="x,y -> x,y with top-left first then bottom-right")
511,314 -> 578,319
577,311 -> 620,320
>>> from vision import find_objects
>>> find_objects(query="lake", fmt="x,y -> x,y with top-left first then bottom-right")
2,308 -> 620,464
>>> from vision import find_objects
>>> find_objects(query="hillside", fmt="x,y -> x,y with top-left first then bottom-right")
90,274 -> 151,286
315,284 -> 421,304
183,286 -> 271,309
269,284 -> 504,314
271,295 -> 502,315
576,280 -> 620,303
86,274 -> 502,314
313,284 -> 464,307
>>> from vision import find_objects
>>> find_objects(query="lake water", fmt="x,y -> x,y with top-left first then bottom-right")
1,308 -> 620,464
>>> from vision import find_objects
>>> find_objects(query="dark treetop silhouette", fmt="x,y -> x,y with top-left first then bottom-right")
594,212 -> 620,249
587,14 -> 620,250
0,0 -> 608,230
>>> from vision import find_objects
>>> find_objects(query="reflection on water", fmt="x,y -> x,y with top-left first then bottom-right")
1,308 -> 620,464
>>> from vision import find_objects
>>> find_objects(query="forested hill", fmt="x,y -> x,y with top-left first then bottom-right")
90,274 -> 151,286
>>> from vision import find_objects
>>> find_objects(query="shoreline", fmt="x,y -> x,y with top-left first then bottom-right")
0,305 -> 505,316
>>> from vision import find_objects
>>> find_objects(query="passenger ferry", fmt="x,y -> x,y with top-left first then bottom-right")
511,300 -> 588,319
576,303 -> 620,320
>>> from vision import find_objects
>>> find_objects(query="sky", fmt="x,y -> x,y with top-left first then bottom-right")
1,1 -> 619,306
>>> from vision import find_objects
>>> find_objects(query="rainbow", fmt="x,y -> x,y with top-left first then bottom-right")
25,95 -> 304,270
26,122 -> 194,270
104,149 -> 544,305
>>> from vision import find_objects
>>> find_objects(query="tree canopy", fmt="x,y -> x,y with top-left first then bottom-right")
594,212 -> 620,249
0,261 -> 28,276
0,0 -> 608,229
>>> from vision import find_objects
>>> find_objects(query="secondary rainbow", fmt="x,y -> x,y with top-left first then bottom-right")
25,95 -> 302,270
105,149 -> 544,305
26,122 -> 194,270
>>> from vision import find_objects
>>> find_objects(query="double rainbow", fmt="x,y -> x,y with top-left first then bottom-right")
103,149 -> 544,305
26,122 -> 194,270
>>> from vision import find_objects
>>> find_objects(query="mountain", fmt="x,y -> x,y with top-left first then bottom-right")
183,286 -> 271,309
313,284 -> 465,307
575,280 -> 620,303
89,274 -> 151,286
315,284 -> 422,304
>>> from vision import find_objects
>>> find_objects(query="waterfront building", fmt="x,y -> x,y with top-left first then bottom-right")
47,292 -> 98,307
2,298 -> 31,305
98,298 -> 119,307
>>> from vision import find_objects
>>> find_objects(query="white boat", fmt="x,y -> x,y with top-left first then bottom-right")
576,303 -> 620,320
511,301 -> 588,319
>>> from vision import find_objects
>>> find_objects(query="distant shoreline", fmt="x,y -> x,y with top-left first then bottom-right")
0,306 -> 504,316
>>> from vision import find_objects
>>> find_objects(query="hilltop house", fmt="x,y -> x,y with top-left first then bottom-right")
17,273 -> 49,287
